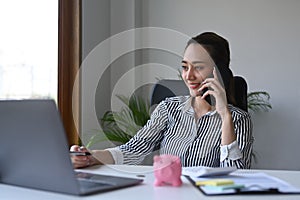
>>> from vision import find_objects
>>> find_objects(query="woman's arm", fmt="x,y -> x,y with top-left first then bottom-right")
220,108 -> 236,145
70,145 -> 114,169
115,101 -> 169,164
220,110 -> 253,169
200,68 -> 237,145
200,68 -> 253,168
70,100 -> 169,168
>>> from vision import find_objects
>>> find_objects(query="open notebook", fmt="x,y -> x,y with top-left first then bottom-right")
0,99 -> 143,195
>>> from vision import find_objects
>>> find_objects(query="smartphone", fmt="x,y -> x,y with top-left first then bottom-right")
69,151 -> 91,156
200,87 -> 215,106
200,73 -> 215,106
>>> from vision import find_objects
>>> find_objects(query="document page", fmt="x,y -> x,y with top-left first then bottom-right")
188,172 -> 300,195
182,166 -> 237,177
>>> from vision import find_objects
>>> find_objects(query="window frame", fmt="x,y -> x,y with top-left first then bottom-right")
58,0 -> 81,145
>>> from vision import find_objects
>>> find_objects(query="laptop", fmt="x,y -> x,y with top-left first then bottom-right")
0,99 -> 143,195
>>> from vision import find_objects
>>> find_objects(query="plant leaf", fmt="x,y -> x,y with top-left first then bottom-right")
247,91 -> 272,112
87,94 -> 151,146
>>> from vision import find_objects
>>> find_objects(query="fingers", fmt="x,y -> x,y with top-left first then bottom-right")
70,145 -> 92,169
70,145 -> 89,153
79,146 -> 88,152
198,70 -> 226,103
71,153 -> 92,168
213,67 -> 218,81
71,156 -> 90,169
198,79 -> 222,97
70,145 -> 80,152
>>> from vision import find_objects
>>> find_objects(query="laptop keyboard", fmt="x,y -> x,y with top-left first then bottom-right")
78,179 -> 112,188
74,171 -> 143,194
76,171 -> 134,184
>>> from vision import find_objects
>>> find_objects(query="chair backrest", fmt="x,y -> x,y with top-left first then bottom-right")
233,76 -> 248,112
150,79 -> 190,106
150,76 -> 248,112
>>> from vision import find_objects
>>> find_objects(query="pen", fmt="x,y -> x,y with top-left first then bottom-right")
70,151 -> 91,156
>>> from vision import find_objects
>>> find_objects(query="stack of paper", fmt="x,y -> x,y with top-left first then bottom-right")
182,166 -> 237,177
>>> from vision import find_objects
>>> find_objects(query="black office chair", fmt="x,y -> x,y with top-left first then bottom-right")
233,76 -> 248,112
150,76 -> 248,112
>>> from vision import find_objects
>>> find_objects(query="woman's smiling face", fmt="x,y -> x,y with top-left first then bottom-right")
181,43 -> 215,97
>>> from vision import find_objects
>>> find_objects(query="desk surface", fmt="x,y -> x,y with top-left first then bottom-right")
1,165 -> 300,200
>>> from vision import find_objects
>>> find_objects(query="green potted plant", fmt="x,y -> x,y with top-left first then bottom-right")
86,94 -> 150,148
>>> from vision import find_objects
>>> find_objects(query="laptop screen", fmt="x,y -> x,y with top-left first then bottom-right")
0,99 -> 81,194
0,99 -> 142,195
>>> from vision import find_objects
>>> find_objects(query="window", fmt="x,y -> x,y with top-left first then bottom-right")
0,0 -> 81,145
0,0 -> 58,100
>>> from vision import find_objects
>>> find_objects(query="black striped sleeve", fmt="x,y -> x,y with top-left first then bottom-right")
118,100 -> 169,164
220,107 -> 254,169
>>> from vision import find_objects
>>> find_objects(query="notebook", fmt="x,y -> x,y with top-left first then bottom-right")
0,99 -> 143,195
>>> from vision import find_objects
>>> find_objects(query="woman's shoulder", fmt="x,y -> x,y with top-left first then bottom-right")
163,95 -> 190,103
228,104 -> 251,120
163,96 -> 190,105
157,95 -> 190,110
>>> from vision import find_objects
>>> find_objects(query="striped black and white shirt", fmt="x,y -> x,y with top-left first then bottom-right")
108,96 -> 254,169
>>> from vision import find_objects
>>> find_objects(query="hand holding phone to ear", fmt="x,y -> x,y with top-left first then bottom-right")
198,67 -> 228,117
198,72 -> 215,106
199,84 -> 215,106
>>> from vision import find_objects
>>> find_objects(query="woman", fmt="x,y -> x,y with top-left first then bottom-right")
71,32 -> 253,169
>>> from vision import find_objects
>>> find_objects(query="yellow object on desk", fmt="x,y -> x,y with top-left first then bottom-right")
195,179 -> 234,186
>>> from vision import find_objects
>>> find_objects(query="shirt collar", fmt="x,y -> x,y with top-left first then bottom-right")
177,96 -> 217,116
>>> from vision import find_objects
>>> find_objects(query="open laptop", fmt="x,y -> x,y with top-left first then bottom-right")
0,99 -> 143,195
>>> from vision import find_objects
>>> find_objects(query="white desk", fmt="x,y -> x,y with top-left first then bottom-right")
1,165 -> 300,200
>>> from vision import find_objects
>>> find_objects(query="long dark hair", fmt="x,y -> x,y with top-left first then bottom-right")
186,32 -> 236,105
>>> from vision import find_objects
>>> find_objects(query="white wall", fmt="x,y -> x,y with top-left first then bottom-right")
81,0 -> 300,169
81,0 -> 111,147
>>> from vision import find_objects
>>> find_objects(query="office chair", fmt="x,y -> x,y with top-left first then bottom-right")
233,76 -> 248,112
150,76 -> 248,112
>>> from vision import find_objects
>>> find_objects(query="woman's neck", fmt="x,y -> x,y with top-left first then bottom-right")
192,96 -> 213,119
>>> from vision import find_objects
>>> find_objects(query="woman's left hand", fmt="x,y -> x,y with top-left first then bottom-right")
199,67 -> 230,119
199,67 -> 236,145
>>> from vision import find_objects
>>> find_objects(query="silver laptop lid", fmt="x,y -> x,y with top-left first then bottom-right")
0,99 -> 81,195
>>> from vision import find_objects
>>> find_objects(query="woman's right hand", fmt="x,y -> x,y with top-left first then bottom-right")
70,145 -> 115,168
70,145 -> 97,169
